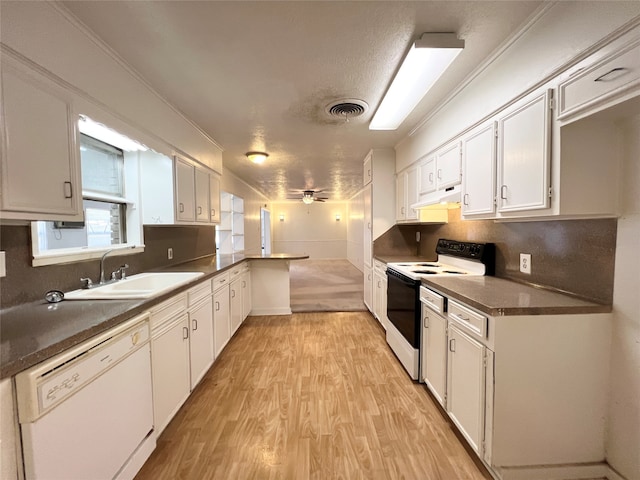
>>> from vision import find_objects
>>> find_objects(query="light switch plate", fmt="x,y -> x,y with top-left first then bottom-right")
520,253 -> 531,274
0,251 -> 6,278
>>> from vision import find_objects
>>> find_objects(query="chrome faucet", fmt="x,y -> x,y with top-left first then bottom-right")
99,246 -> 135,285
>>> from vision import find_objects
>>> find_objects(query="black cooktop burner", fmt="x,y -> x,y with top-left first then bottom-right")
414,270 -> 438,274
417,263 -> 440,267
442,270 -> 466,274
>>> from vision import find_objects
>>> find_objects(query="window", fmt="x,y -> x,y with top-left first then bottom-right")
32,119 -> 144,266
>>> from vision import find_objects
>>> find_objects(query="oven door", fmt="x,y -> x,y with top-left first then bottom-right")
386,269 -> 421,348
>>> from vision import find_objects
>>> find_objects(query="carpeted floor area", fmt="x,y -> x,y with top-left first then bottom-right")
289,259 -> 366,312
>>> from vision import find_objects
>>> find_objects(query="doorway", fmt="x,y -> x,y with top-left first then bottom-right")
260,208 -> 272,255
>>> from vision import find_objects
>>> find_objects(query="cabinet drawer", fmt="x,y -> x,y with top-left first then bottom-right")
241,262 -> 250,273
212,271 -> 229,292
150,293 -> 187,331
420,286 -> 444,315
448,300 -> 487,338
373,260 -> 386,274
559,37 -> 640,118
228,266 -> 242,282
187,280 -> 212,306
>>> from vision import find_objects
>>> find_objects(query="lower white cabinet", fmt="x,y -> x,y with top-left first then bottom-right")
213,276 -> 231,358
364,265 -> 373,312
188,295 -> 214,389
230,274 -> 243,336
372,261 -> 387,330
241,264 -> 252,320
446,324 -> 487,455
421,306 -> 448,408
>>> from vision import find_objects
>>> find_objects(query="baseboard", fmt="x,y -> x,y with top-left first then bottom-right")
605,465 -> 629,480
496,462 -> 609,480
115,430 -> 156,480
249,307 -> 292,316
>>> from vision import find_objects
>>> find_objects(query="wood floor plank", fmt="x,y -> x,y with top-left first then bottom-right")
135,312 -> 492,480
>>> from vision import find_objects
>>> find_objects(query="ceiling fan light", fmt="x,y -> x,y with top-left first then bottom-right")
302,195 -> 314,205
369,33 -> 464,131
246,151 -> 269,164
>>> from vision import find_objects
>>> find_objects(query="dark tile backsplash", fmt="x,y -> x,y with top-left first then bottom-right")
374,209 -> 617,304
0,225 -> 216,308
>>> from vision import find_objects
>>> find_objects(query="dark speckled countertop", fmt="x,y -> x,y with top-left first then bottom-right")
0,253 -> 308,379
421,276 -> 611,316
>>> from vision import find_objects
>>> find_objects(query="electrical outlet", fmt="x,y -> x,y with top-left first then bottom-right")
167,248 -> 173,260
520,253 -> 531,274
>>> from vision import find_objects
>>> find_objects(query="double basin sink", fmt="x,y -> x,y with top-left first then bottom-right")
64,272 -> 205,300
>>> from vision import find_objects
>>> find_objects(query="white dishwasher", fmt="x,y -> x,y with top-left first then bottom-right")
15,313 -> 156,480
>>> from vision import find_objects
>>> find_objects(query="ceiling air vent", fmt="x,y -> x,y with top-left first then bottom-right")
325,98 -> 368,121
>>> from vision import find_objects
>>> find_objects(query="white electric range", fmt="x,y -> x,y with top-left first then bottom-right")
385,239 -> 495,380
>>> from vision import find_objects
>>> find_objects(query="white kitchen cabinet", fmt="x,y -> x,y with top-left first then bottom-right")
1,379 -> 19,480
188,286 -> 214,389
418,156 -> 436,196
363,151 -> 372,185
421,307 -> 448,408
150,294 -> 191,436
364,265 -> 373,312
396,166 -> 419,222
229,268 -> 243,336
363,184 -> 372,268
372,260 -> 387,330
241,263 -> 252,320
194,167 -> 210,223
209,173 -> 221,223
462,122 -> 497,217
497,89 -> 552,213
213,272 -> 231,357
435,141 -> 462,190
175,157 -> 196,222
0,55 -> 82,221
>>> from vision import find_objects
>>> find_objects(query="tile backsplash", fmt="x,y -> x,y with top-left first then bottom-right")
0,225 -> 216,308
374,209 -> 617,304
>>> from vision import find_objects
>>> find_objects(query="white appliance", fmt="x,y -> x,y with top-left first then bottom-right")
15,313 -> 156,480
385,239 -> 494,380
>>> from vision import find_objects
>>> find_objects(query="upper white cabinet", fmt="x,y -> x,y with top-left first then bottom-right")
435,141 -> 462,190
363,152 -> 373,185
497,90 -> 552,213
418,156 -> 436,196
0,55 -> 82,221
363,184 -> 372,268
461,122 -> 497,217
396,166 -> 419,222
139,151 -> 220,225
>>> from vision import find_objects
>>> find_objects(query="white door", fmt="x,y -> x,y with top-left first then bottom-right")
213,286 -> 231,357
497,90 -> 551,213
260,208 -> 272,255
447,324 -> 486,455
462,123 -> 497,216
175,158 -> 195,222
194,167 -> 210,223
421,308 -> 448,408
436,141 -> 462,190
189,296 -> 214,389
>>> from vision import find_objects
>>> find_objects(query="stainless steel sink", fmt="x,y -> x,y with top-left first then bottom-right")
64,272 -> 205,300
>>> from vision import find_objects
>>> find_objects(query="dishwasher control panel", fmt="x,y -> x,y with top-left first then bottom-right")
15,313 -> 150,423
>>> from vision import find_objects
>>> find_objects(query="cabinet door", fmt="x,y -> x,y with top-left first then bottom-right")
213,286 -> 231,357
194,167 -> 210,223
418,156 -> 437,196
189,297 -> 214,389
242,270 -> 252,320
209,173 -> 221,223
363,152 -> 372,185
151,314 -> 191,435
405,166 -> 419,220
462,123 -> 497,216
436,142 -> 462,190
447,324 -> 486,455
175,157 -> 195,222
373,270 -> 382,322
364,265 -> 373,312
421,308 -> 448,408
497,90 -> 551,212
380,276 -> 388,331
363,184 -> 372,267
230,278 -> 243,336
395,174 -> 406,221
1,62 -> 81,219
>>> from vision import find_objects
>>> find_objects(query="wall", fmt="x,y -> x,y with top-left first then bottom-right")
0,225 -> 215,308
271,201 -> 347,259
396,2 -> 640,171
607,114 -> 640,480
220,169 -> 269,255
347,189 -> 364,271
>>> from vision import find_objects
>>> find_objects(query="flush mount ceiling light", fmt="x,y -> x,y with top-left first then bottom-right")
246,151 -> 269,164
369,33 -> 464,131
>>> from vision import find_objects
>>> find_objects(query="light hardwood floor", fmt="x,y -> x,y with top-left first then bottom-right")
135,312 -> 492,479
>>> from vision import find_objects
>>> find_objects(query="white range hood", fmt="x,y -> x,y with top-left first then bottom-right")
411,184 -> 462,210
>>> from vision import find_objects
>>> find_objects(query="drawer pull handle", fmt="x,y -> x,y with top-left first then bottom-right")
423,316 -> 428,329
183,326 -> 189,340
463,193 -> 469,206
215,301 -> 220,311
500,185 -> 508,200
192,319 -> 198,331
198,206 -> 203,215
179,203 -> 185,213
63,181 -> 73,199
594,67 -> 627,82
437,169 -> 442,179
231,289 -> 236,298
449,338 -> 456,352
429,172 -> 434,183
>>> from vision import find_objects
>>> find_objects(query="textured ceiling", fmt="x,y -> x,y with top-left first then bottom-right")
62,1 -> 542,201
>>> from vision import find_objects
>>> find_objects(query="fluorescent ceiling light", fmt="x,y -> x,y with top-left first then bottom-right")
78,116 -> 148,151
370,33 -> 464,131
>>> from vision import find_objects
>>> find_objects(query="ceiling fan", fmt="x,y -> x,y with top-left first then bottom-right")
287,189 -> 328,204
